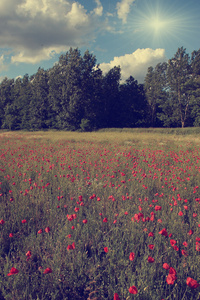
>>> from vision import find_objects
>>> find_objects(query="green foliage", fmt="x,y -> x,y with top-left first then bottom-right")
0,46 -> 200,130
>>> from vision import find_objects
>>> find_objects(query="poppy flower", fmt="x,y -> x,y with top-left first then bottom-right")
181,249 -> 188,257
148,232 -> 154,237
147,256 -> 155,263
7,267 -> 19,276
114,293 -> 120,300
26,251 -> 32,257
186,277 -> 200,289
22,219 -> 27,224
148,244 -> 154,250
155,205 -> 162,211
82,219 -> 88,224
103,218 -> 108,223
170,239 -> 176,246
104,247 -> 108,253
163,263 -> 170,270
166,273 -> 176,285
183,241 -> 188,247
129,252 -> 135,261
9,233 -> 14,237
169,267 -> 177,276
159,228 -> 168,237
129,285 -> 138,294
26,250 -> 32,260
173,245 -> 179,251
67,242 -> 75,250
38,229 -> 42,234
43,268 -> 52,274
45,227 -> 50,233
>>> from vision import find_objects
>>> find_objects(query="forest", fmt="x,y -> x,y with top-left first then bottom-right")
0,46 -> 200,131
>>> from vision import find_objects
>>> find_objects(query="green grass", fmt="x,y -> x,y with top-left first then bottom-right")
0,129 -> 200,299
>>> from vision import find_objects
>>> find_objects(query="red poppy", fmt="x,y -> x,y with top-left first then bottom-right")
183,241 -> 188,247
170,239 -> 176,246
181,249 -> 188,257
26,250 -> 32,260
186,277 -> 200,289
155,205 -> 162,211
129,252 -> 135,261
9,233 -> 14,237
148,244 -> 154,250
45,227 -> 50,233
188,230 -> 193,235
67,242 -> 75,250
163,263 -> 170,270
103,218 -> 108,223
43,268 -> 52,274
159,228 -> 168,237
38,229 -> 42,234
104,247 -> 108,253
173,245 -> 179,251
147,256 -> 155,263
26,251 -> 32,257
129,285 -> 138,294
21,219 -> 27,224
7,267 -> 19,276
166,273 -> 176,285
148,232 -> 154,237
169,267 -> 177,276
82,219 -> 88,224
67,245 -> 73,250
114,293 -> 120,300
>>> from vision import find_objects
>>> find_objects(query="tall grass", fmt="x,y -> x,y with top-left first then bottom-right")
0,130 -> 200,299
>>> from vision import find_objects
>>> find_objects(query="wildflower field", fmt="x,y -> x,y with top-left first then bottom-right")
1,129 -> 200,300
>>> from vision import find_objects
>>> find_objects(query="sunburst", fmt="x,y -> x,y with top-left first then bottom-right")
125,0 -> 195,51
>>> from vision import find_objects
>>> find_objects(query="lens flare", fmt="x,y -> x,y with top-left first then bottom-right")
124,0 -> 197,52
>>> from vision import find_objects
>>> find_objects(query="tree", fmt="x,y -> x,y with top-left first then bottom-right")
48,48 -> 100,130
144,63 -> 167,127
101,66 -> 121,128
190,49 -> 200,126
29,68 -> 50,130
166,47 -> 191,128
0,78 -> 15,128
119,76 -> 148,127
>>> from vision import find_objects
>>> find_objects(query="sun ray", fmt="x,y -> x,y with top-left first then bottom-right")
122,0 -> 199,55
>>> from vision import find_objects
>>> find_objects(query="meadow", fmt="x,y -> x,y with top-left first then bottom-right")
1,129 -> 200,300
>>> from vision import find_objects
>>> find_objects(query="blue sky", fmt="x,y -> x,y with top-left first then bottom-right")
0,0 -> 200,83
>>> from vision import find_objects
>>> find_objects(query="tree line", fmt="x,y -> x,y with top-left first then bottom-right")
0,46 -> 200,131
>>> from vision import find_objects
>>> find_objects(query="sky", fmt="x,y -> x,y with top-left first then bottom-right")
0,0 -> 200,83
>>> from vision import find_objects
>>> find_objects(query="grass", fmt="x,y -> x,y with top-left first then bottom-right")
0,129 -> 200,299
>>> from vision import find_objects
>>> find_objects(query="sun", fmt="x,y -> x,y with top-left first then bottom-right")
145,12 -> 178,38
149,17 -> 167,32
126,0 -> 191,50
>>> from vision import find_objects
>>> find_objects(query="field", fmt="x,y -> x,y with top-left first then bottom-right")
1,129 -> 200,300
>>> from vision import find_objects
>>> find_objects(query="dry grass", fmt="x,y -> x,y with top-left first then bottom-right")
0,129 -> 199,149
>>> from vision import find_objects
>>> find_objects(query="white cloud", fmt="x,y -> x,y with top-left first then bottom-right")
0,55 -> 8,73
116,0 -> 135,24
0,0 -> 99,64
93,0 -> 103,16
100,48 -> 167,83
